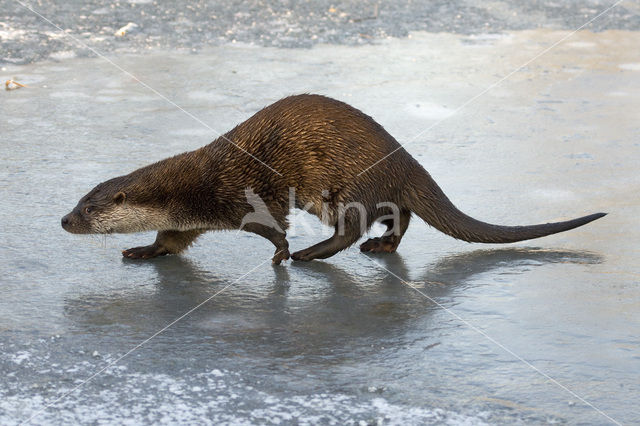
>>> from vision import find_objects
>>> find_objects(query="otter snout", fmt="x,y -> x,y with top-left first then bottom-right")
61,211 -> 89,234
61,213 -> 76,233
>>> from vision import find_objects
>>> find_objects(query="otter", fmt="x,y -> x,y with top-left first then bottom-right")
61,94 -> 605,264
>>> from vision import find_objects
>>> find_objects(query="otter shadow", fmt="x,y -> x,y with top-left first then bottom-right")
374,246 -> 604,297
64,247 -> 603,360
288,246 -> 603,333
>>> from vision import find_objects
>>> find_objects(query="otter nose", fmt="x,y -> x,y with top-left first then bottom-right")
61,215 -> 70,228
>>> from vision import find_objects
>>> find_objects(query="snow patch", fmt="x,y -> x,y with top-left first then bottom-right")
405,102 -> 455,120
619,63 -> 640,71
10,351 -> 31,365
0,23 -> 26,41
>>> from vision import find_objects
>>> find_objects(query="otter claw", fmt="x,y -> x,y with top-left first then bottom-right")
359,237 -> 397,253
272,249 -> 291,265
122,245 -> 167,259
291,248 -> 313,261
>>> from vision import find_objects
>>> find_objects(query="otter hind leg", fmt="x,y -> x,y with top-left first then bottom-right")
242,223 -> 290,265
360,209 -> 411,254
122,229 -> 204,259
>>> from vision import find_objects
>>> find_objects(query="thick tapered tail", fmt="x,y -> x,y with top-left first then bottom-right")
406,167 -> 606,244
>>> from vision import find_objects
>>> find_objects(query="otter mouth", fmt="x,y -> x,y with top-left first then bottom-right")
61,213 -> 95,234
62,225 -> 92,235
62,225 -> 109,235
62,226 -> 89,235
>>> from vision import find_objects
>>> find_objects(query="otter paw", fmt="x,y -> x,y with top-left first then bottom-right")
291,248 -> 315,262
272,249 -> 291,265
122,245 -> 168,259
359,238 -> 396,253
359,237 -> 381,252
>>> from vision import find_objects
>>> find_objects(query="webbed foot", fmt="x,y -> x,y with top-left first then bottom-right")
291,247 -> 315,261
122,244 -> 168,259
359,237 -> 397,253
272,248 -> 291,265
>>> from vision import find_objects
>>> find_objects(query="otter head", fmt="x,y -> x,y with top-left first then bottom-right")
61,177 -> 166,234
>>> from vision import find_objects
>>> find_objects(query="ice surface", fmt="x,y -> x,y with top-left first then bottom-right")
1,29 -> 639,425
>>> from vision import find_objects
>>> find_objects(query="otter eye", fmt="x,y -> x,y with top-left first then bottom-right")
84,206 -> 93,214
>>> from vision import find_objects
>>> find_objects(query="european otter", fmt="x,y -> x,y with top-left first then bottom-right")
61,94 -> 605,264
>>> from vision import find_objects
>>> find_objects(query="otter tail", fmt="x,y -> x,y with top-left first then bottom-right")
406,167 -> 606,243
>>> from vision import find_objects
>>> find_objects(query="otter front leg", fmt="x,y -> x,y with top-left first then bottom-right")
123,230 -> 204,259
242,223 -> 290,265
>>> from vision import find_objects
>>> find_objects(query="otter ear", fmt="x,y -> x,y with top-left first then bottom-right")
113,191 -> 126,205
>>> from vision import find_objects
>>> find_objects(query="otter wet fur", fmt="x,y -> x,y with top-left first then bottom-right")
61,94 -> 606,264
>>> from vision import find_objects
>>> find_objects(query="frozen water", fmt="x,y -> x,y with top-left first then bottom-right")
1,29 -> 639,425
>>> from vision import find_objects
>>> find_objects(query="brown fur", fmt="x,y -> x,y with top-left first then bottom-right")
61,94 -> 606,263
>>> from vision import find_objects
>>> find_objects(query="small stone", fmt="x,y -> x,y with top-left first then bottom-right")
114,23 -> 138,37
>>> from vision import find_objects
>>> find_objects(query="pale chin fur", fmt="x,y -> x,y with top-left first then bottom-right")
90,205 -> 227,235
92,206 -> 174,234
